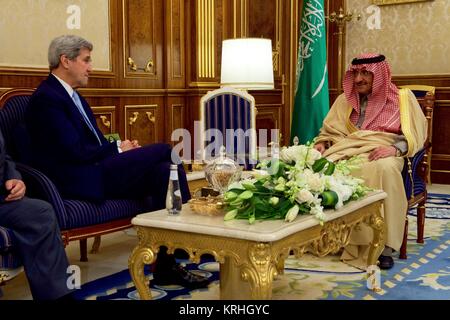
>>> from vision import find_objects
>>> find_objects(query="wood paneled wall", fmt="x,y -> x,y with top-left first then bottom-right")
0,0 -> 293,149
0,0 -> 448,182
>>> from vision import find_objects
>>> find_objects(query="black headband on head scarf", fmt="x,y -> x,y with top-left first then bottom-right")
351,55 -> 386,65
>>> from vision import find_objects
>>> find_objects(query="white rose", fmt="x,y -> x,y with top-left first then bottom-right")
306,173 -> 324,192
306,148 -> 323,166
285,205 -> 300,222
280,145 -> 308,163
296,189 -> 315,204
280,147 -> 296,163
269,197 -> 279,206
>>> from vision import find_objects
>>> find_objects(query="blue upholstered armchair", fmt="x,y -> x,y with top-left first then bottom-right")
199,86 -> 257,170
0,89 -> 151,285
399,85 -> 435,259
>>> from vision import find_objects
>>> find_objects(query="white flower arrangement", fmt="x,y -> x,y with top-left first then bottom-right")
223,143 -> 371,224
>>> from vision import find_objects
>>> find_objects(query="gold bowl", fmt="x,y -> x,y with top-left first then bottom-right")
188,196 -> 225,216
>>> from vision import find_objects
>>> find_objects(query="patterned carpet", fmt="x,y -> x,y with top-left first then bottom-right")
73,193 -> 450,300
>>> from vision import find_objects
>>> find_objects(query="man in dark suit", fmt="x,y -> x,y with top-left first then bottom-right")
0,131 -> 72,300
25,35 -> 208,289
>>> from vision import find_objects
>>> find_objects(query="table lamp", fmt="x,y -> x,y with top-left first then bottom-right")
220,38 -> 274,90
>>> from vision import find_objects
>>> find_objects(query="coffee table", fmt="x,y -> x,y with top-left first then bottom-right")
128,190 -> 387,300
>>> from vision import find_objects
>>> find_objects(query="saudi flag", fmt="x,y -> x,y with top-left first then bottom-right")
290,0 -> 329,145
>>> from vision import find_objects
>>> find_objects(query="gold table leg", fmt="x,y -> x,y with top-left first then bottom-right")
366,209 -> 386,267
220,243 -> 278,300
128,245 -> 156,300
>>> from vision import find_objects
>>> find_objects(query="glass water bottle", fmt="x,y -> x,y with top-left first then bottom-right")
166,164 -> 182,215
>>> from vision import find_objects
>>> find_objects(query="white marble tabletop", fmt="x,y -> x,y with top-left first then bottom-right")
132,190 -> 387,242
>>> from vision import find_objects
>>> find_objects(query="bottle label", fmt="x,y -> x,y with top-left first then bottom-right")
174,190 -> 181,197
170,170 -> 178,180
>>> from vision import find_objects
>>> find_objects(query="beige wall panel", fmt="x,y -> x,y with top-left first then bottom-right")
0,0 -> 110,70
345,0 -> 450,75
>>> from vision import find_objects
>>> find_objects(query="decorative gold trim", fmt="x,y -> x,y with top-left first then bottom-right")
91,105 -> 116,133
146,111 -> 156,123
99,115 -> 111,128
189,81 -> 221,88
393,73 -> 450,78
432,154 -> 450,160
221,82 -> 274,86
233,0 -> 237,37
129,111 -> 139,125
91,105 -> 117,110
399,89 -> 416,155
431,169 -> 450,174
373,0 -> 433,5
124,104 -> 158,140
197,0 -> 215,78
127,57 -> 154,72
242,0 -> 248,37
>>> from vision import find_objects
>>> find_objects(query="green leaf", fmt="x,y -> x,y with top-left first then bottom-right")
239,190 -> 254,200
321,190 -> 339,208
224,209 -> 238,221
229,198 -> 244,206
228,182 -> 245,190
323,162 -> 336,175
223,191 -> 238,201
312,158 -> 328,172
241,181 -> 257,190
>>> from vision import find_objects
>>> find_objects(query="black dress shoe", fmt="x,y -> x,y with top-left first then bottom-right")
153,264 -> 210,289
378,255 -> 394,270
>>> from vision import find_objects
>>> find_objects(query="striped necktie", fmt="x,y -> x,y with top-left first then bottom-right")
72,91 -> 102,145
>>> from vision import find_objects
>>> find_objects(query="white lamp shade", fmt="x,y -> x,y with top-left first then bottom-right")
220,38 -> 274,90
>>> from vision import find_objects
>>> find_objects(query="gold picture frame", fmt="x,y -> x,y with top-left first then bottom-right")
372,0 -> 433,5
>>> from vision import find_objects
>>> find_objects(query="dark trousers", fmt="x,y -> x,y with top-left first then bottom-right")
100,143 -> 191,208
0,197 -> 71,300
101,143 -> 191,272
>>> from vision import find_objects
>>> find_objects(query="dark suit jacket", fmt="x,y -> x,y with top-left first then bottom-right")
0,131 -> 22,199
26,74 -> 118,201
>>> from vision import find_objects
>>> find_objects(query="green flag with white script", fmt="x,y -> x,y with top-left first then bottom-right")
290,0 -> 329,145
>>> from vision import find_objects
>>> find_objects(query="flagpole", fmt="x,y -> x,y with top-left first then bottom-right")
327,7 -> 360,95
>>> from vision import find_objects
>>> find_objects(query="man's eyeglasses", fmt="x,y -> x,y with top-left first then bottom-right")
352,69 -> 372,78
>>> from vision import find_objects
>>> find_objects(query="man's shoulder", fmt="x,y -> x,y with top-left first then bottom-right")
31,77 -> 65,103
333,93 -> 349,106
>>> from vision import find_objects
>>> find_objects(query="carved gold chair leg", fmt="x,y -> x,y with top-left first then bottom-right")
90,236 -> 102,254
